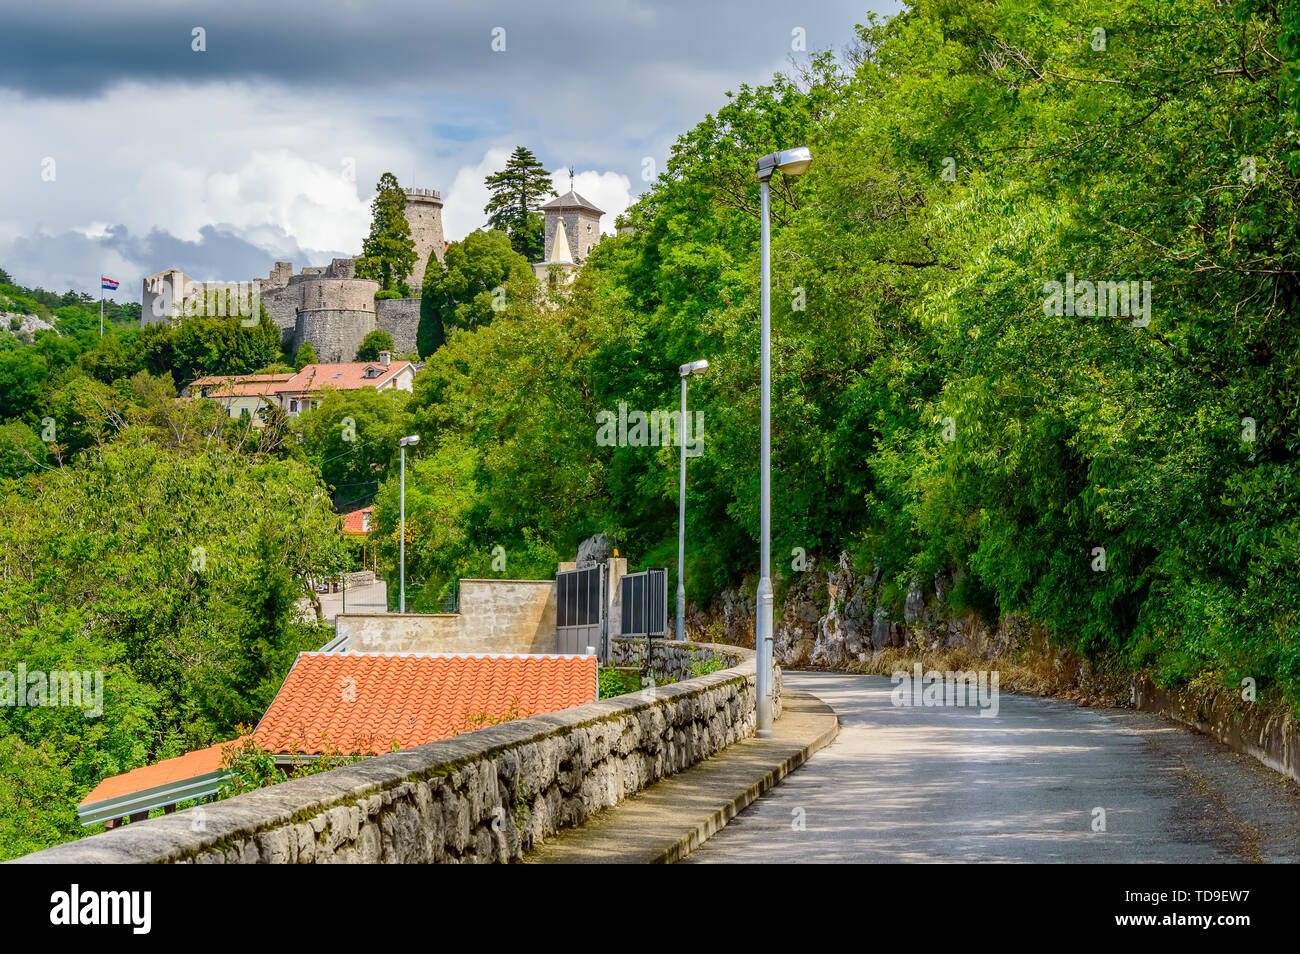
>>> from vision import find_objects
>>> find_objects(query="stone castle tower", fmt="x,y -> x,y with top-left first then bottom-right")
533,189 -> 604,283
541,190 -> 603,263
403,188 -> 445,291
142,183 -> 446,362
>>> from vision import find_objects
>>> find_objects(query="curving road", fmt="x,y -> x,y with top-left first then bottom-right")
685,673 -> 1300,863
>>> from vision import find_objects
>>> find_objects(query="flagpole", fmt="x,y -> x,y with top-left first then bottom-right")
99,280 -> 104,337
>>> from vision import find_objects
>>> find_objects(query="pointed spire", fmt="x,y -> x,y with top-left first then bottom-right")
550,218 -> 574,264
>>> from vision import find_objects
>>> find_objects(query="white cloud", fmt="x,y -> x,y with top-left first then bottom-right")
440,147 -> 513,242
553,168 -> 633,235
442,150 -> 633,245
0,80 -> 431,293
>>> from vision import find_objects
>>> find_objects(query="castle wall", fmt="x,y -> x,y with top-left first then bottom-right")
293,308 -> 376,363
142,269 -> 188,327
260,284 -> 301,347
374,297 -> 421,355
292,277 -> 376,314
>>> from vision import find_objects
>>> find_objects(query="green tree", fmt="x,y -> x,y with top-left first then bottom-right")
484,147 -> 556,262
0,421 -> 45,479
0,439 -> 345,857
418,229 -> 537,354
355,172 -> 416,294
294,341 -> 317,370
295,386 -> 410,507
355,330 -> 394,362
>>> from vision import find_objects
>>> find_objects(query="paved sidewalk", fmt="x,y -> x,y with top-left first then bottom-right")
524,689 -> 838,864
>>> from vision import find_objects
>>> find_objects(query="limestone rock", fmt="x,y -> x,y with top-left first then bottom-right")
575,532 -> 613,566
904,576 -> 926,624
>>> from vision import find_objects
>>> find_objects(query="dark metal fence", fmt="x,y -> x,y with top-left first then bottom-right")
556,565 -> 605,656
620,568 -> 669,639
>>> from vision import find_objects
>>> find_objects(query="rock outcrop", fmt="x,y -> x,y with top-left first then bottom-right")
697,551 -> 1025,669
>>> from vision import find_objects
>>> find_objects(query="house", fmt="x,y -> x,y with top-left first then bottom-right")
187,372 -> 295,421
184,352 -> 415,423
341,505 -> 377,569
75,652 -> 598,827
253,652 -> 598,757
76,738 -> 247,828
277,353 -> 415,418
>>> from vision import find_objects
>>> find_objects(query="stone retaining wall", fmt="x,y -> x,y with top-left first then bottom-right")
1132,674 -> 1300,785
16,640 -> 775,864
610,638 -> 783,714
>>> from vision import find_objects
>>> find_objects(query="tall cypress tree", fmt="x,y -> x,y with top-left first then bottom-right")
356,172 -> 417,294
484,147 -> 556,262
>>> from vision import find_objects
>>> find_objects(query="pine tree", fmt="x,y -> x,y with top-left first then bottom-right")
356,173 -> 416,293
484,147 -> 556,262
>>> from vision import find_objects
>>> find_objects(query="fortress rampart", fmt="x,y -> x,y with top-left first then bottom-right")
141,186 -> 444,362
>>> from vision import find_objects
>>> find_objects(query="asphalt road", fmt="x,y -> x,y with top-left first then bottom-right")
685,672 -> 1300,863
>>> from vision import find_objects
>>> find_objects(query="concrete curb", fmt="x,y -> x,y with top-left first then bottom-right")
524,689 -> 839,864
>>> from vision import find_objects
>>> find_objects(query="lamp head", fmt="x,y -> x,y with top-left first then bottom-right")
399,435 -> 420,447
679,359 -> 710,377
755,146 -> 813,181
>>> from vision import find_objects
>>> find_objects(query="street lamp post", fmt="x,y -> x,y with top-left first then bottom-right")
753,146 -> 812,737
398,435 -> 420,613
677,359 -> 709,640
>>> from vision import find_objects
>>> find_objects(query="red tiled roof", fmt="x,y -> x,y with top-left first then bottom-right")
189,373 -> 295,398
341,505 -> 373,536
78,737 -> 247,807
281,361 -> 412,394
251,653 -> 598,755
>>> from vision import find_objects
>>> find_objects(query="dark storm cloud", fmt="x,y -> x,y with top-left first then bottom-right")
0,0 -> 873,97
5,224 -> 347,299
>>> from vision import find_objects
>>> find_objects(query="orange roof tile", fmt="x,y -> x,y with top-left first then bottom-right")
190,373 -> 295,398
252,653 -> 598,755
79,737 -> 247,807
341,505 -> 373,536
282,361 -> 412,394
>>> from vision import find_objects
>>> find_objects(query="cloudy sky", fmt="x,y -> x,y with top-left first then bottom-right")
1,0 -> 900,301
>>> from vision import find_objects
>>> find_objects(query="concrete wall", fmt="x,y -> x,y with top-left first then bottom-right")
340,579 -> 558,654
16,639 -> 773,864
1133,674 -> 1300,785
374,297 -> 421,355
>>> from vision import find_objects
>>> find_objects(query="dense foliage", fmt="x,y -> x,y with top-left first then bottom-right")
418,228 -> 538,355
0,282 -> 355,858
0,427 -> 345,857
390,0 -> 1300,712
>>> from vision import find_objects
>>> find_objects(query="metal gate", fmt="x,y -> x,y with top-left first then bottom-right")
556,564 -> 605,656
620,568 -> 668,639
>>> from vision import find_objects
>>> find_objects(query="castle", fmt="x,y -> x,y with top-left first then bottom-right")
532,189 -> 604,283
141,183 -> 604,361
141,188 -> 445,362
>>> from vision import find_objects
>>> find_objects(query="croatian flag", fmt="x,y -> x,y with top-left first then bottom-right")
101,277 -> 119,291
